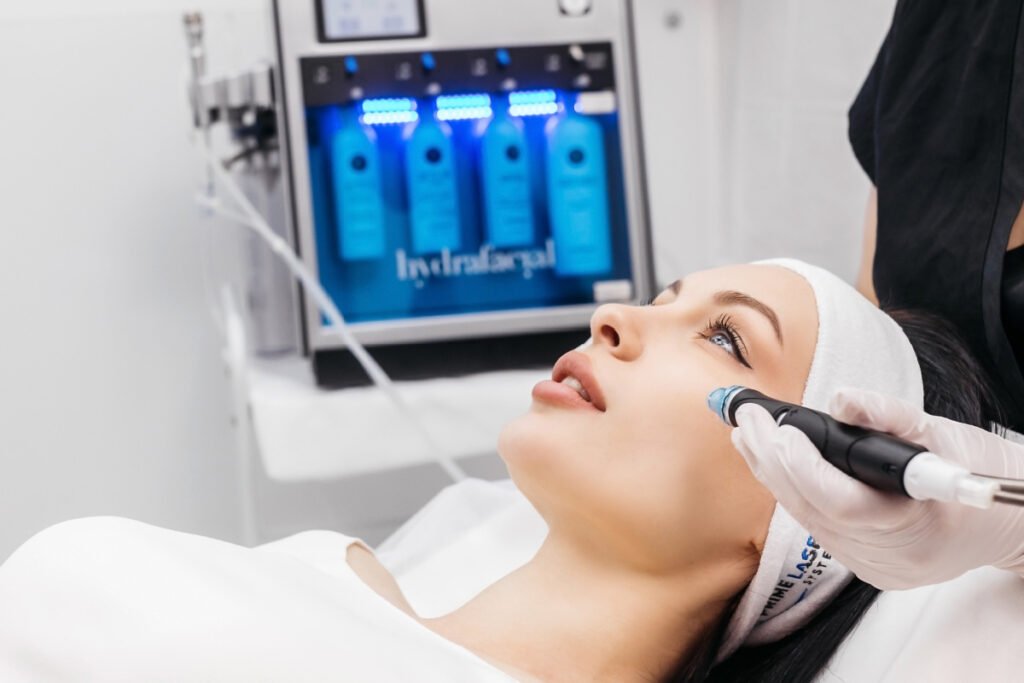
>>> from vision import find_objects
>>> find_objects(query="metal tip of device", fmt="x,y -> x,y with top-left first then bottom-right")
994,491 -> 1024,507
975,475 -> 1024,495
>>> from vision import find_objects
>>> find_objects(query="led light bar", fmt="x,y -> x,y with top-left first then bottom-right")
361,110 -> 419,125
509,102 -> 559,117
361,97 -> 417,114
436,93 -> 492,110
437,106 -> 493,121
508,89 -> 557,106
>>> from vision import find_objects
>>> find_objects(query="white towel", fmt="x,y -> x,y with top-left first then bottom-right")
717,258 -> 924,659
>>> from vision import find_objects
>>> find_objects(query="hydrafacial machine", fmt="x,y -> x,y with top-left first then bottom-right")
186,0 -> 654,390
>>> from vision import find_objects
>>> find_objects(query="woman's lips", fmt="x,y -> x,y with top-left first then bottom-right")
532,350 -> 607,412
532,379 -> 602,412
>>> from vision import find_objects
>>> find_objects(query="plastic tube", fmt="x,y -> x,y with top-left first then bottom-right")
194,141 -> 468,483
902,453 -> 997,509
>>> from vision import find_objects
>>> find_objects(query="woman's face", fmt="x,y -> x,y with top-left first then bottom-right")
499,264 -> 818,576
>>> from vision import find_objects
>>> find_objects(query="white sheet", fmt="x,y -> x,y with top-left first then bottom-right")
823,566 -> 1024,681
0,517 -> 514,682
379,479 -> 1024,682
4,482 -> 1021,681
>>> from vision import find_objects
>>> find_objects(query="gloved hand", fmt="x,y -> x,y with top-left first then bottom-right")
731,388 -> 1024,590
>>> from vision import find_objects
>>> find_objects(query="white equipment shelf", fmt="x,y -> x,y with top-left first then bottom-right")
242,355 -> 546,482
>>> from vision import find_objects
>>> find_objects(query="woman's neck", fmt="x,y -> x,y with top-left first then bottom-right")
425,533 -> 749,683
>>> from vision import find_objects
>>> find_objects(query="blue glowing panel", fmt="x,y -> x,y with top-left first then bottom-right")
509,89 -> 560,117
405,115 -> 462,254
304,89 -> 633,323
436,94 -> 492,110
436,93 -> 493,122
508,89 -> 557,105
325,107 -> 386,261
481,107 -> 534,247
361,97 -> 416,113
545,108 -> 612,276
360,97 -> 419,126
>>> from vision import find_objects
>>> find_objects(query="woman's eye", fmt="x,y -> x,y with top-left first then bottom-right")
708,331 -> 737,356
700,315 -> 752,368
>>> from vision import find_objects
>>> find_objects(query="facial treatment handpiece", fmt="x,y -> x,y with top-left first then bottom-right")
707,386 -> 1020,509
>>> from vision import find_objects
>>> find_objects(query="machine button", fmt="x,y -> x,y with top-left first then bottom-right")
313,65 -> 331,85
421,52 -> 437,74
471,57 -> 489,77
343,56 -> 359,78
559,0 -> 593,17
495,48 -> 511,70
396,61 -> 414,81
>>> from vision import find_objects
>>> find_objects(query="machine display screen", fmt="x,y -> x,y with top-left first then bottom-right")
300,44 -> 634,328
318,0 -> 426,42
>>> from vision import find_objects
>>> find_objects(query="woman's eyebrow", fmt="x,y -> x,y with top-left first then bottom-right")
713,290 -> 784,345
660,279 -> 784,345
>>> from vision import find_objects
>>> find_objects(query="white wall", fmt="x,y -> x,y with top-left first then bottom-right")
0,1 -> 897,562
0,1 -> 512,562
0,2 -> 269,560
713,0 -> 896,280
634,0 -> 895,284
632,0 -> 724,283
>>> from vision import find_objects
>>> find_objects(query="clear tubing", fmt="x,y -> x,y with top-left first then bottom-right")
195,141 -> 468,483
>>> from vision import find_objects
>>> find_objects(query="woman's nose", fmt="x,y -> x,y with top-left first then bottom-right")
590,303 -> 643,360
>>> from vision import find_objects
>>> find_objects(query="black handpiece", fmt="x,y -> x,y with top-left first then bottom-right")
708,386 -> 928,496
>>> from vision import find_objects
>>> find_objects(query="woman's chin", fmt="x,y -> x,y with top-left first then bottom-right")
497,414 -> 535,467
497,413 -> 573,481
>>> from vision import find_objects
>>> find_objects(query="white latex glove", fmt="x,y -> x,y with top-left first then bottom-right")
731,388 -> 1024,590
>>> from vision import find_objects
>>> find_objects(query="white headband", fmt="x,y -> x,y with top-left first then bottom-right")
716,258 -> 924,661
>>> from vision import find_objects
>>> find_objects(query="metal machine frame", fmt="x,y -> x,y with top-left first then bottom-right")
188,1 -> 655,386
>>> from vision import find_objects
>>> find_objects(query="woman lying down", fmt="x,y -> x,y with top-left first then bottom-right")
0,259 -> 995,682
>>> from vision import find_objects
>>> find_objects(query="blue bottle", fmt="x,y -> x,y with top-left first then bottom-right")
545,104 -> 613,276
405,106 -> 461,254
328,106 -> 386,261
480,102 -> 534,247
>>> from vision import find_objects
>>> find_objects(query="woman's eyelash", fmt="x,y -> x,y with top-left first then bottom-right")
641,299 -> 752,368
699,314 -> 752,369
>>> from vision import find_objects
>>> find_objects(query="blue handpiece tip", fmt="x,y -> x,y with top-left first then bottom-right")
707,386 -> 742,425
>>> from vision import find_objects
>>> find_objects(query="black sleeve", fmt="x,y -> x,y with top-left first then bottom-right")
860,0 -> 1024,428
848,33 -> 889,184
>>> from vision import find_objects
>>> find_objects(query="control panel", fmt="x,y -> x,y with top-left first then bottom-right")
271,0 -> 652,386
